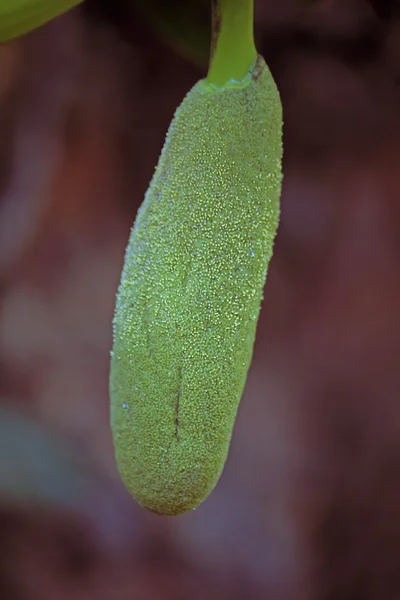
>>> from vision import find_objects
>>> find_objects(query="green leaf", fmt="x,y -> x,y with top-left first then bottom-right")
137,0 -> 210,68
0,0 -> 83,42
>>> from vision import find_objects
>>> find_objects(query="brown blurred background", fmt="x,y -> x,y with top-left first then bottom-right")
0,0 -> 400,598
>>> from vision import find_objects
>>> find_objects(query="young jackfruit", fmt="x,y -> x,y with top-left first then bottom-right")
110,53 -> 283,516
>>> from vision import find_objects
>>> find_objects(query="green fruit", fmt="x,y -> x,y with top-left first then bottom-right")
110,54 -> 283,515
0,0 -> 82,42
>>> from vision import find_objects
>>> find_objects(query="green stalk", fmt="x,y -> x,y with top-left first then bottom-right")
206,0 -> 256,88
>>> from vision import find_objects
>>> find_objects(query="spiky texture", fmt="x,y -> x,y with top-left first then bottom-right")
110,55 -> 283,515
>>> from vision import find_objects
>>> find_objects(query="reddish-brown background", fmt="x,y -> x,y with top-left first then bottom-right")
0,1 -> 400,598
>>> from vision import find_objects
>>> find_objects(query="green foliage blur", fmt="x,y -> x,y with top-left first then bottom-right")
0,0 -> 82,42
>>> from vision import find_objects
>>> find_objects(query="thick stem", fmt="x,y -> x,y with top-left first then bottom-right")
206,0 -> 256,88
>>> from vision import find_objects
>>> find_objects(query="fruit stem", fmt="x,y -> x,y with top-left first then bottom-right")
206,0 -> 256,88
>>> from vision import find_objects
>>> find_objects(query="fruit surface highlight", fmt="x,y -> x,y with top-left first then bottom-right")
110,54 -> 282,515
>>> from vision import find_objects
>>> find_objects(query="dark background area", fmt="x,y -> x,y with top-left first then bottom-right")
0,0 -> 400,598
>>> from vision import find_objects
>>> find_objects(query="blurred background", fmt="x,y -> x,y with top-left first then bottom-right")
0,0 -> 400,598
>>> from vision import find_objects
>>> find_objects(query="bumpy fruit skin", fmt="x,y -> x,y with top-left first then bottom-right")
110,55 -> 283,516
